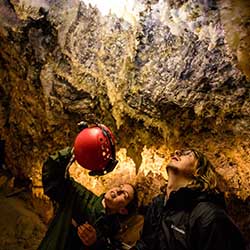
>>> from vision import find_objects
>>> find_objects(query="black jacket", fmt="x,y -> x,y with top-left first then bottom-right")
135,187 -> 245,250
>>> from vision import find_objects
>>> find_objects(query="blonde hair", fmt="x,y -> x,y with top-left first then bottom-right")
188,149 -> 220,193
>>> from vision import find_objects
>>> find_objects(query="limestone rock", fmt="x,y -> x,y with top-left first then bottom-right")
0,0 -> 249,244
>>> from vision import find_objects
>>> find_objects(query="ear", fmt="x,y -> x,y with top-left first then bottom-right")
119,207 -> 128,215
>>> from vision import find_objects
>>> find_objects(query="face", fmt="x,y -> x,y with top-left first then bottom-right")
167,149 -> 198,177
104,183 -> 135,212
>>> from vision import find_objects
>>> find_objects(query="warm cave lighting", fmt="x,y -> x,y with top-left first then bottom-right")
69,147 -> 168,194
81,0 -> 144,25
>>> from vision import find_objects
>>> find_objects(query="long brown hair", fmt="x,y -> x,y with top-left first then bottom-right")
188,149 -> 220,193
124,183 -> 138,215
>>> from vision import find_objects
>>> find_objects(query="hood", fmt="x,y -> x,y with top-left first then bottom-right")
196,190 -> 227,210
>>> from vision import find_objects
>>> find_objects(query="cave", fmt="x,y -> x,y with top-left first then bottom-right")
0,0 -> 250,249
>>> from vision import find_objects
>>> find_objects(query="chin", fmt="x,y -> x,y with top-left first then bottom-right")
167,164 -> 179,174
167,163 -> 177,169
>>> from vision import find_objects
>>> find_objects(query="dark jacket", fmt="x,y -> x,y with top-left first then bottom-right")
38,147 -> 120,250
135,187 -> 245,250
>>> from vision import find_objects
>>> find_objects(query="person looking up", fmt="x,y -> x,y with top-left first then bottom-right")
133,148 -> 246,250
38,123 -> 138,250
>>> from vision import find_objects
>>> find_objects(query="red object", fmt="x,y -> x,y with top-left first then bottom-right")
73,124 -> 115,171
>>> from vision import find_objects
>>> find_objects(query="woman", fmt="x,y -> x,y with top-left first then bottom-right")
38,147 -> 138,250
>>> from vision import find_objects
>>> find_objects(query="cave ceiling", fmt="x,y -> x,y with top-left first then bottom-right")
0,0 -> 250,233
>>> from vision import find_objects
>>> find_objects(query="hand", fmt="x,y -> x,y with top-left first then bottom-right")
77,223 -> 97,246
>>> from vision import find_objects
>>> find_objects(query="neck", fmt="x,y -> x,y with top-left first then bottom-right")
166,170 -> 192,198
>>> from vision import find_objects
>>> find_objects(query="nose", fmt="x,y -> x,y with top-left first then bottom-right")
117,190 -> 124,196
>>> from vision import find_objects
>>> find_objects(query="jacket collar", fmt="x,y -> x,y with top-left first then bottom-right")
165,187 -> 226,211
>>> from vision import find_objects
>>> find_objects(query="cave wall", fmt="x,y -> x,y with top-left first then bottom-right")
0,0 -> 250,241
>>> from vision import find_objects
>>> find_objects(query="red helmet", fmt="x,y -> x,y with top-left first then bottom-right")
73,124 -> 118,174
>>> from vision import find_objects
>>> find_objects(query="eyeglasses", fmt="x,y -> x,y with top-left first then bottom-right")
171,149 -> 194,157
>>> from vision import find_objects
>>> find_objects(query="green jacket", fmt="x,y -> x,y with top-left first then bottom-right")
38,147 -> 120,250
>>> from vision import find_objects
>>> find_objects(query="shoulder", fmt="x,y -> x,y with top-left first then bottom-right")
71,179 -> 98,198
189,201 -> 246,248
152,194 -> 165,204
144,194 -> 165,217
149,194 -> 165,211
190,201 -> 229,227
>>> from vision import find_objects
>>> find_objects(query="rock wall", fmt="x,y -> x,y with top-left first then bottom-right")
0,0 -> 250,242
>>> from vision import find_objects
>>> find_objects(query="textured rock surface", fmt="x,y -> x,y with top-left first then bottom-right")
0,0 -> 250,245
0,171 -> 47,250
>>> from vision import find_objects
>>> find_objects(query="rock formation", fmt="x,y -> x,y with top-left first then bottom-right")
0,0 -> 249,247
